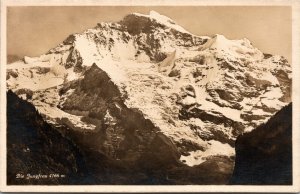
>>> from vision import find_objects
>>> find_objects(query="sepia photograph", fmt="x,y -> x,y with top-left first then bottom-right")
0,0 -> 300,192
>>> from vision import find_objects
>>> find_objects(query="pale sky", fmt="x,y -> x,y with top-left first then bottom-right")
7,6 -> 292,62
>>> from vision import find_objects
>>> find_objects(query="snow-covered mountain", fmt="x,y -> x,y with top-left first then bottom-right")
6,11 -> 292,183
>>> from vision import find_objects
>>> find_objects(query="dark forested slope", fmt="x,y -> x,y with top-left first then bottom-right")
231,103 -> 292,185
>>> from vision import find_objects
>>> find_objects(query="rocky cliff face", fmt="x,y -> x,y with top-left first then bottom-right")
57,63 -> 180,172
230,103 -> 292,185
6,11 -> 292,184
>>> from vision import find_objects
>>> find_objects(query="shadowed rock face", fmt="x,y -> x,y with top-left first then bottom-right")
58,64 -> 170,163
230,103 -> 292,185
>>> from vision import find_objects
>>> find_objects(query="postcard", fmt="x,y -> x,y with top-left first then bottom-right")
0,0 -> 299,192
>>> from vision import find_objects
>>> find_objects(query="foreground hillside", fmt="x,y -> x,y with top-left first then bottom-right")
231,103 -> 292,185
7,90 -> 88,185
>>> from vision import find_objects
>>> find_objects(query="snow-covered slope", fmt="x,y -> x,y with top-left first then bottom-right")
7,11 -> 292,170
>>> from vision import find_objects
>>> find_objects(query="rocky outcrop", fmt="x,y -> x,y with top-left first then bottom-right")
230,103 -> 292,185
65,48 -> 83,72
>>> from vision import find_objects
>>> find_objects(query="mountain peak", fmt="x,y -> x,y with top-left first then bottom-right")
199,33 -> 263,61
137,10 -> 176,25
122,11 -> 190,35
